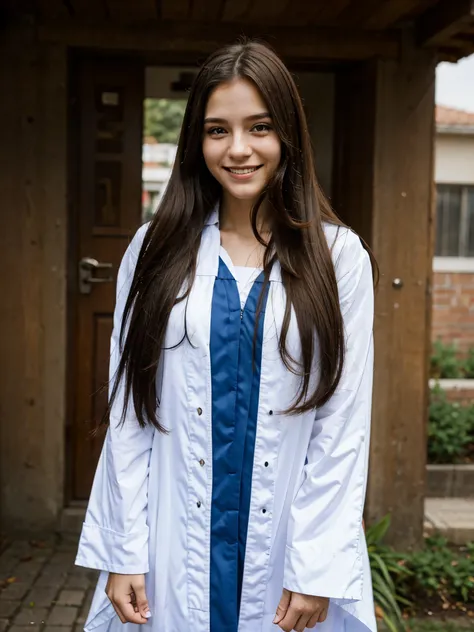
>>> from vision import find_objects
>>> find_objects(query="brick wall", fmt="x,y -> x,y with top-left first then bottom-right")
442,385 -> 474,406
432,271 -> 474,352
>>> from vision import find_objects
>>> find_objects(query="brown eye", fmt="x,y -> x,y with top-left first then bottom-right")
252,123 -> 271,133
207,127 -> 227,136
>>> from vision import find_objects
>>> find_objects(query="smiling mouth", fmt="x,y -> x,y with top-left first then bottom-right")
224,166 -> 263,174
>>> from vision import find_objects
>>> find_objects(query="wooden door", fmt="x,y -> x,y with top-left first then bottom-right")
70,59 -> 144,500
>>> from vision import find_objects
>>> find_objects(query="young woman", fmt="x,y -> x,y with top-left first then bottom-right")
76,40 -> 376,632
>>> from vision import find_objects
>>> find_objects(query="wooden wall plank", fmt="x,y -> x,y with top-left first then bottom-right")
333,33 -> 436,549
0,25 -> 67,532
38,20 -> 400,61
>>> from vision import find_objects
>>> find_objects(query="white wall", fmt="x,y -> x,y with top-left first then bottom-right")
145,67 -> 335,195
435,133 -> 474,184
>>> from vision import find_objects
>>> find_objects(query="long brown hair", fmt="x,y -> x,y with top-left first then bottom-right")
107,39 -> 376,432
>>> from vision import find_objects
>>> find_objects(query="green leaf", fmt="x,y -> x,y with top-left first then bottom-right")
366,514 -> 391,545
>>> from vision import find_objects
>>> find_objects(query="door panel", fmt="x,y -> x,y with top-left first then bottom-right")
72,59 -> 144,500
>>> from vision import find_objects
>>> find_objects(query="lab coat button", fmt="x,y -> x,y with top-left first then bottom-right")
262,508 -> 267,514
269,410 -> 273,416
197,501 -> 202,508
197,407 -> 203,415
199,459 -> 205,466
264,461 -> 269,467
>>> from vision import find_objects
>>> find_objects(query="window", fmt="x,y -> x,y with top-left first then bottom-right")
436,184 -> 474,257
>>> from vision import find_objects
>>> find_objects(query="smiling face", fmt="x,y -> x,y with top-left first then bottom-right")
202,78 -> 281,206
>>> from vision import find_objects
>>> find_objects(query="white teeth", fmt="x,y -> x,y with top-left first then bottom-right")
228,167 -> 258,174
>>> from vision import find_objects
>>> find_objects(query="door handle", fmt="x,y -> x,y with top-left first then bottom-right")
79,257 -> 113,295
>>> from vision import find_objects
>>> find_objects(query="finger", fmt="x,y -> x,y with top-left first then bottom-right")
273,588 -> 291,624
133,580 -> 152,620
318,607 -> 328,623
130,591 -> 139,614
294,613 -> 312,632
109,599 -> 127,624
307,612 -> 320,628
277,605 -> 301,632
115,597 -> 149,624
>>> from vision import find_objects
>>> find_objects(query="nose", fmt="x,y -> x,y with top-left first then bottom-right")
228,132 -> 252,160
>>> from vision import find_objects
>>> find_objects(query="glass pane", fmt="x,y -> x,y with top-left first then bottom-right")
435,186 -> 447,256
439,185 -> 462,256
467,187 -> 474,257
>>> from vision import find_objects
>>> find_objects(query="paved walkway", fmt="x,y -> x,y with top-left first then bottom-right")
425,497 -> 474,544
1,498 -> 473,632
0,536 -> 96,632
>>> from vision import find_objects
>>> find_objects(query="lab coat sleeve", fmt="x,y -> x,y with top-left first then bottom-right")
283,228 -> 374,601
75,223 -> 155,575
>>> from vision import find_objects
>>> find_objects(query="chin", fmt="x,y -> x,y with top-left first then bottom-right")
226,186 -> 265,201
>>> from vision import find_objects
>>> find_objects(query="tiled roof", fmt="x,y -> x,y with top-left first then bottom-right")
436,105 -> 474,126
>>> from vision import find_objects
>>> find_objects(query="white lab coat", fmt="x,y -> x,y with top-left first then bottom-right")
75,208 -> 376,632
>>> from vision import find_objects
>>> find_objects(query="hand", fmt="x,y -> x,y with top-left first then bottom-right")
106,573 -> 151,624
273,588 -> 329,631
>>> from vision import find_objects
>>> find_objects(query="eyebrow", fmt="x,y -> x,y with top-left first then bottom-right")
203,112 -> 271,124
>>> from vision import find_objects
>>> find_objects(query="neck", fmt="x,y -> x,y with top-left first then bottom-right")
219,194 -> 270,236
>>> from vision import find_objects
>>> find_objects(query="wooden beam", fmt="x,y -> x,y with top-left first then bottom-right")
160,0 -> 191,20
337,0 -> 385,27
221,0 -> 253,22
311,0 -> 354,25
105,0 -> 158,22
38,20 -> 400,61
439,40 -> 474,58
417,0 -> 474,46
364,0 -> 433,29
35,0 -> 71,19
246,0 -> 291,24
70,0 -> 108,19
191,0 -> 225,21
333,36 -> 436,549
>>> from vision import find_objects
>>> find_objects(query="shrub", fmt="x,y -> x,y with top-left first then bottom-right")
430,340 -> 464,379
428,385 -> 473,464
366,515 -> 412,632
463,347 -> 474,379
400,535 -> 474,607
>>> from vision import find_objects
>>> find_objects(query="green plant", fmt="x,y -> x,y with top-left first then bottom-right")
366,515 -> 412,632
430,340 -> 464,379
428,385 -> 472,463
401,535 -> 474,606
463,347 -> 474,379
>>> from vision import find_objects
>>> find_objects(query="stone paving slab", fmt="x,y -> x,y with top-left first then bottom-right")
424,497 -> 474,543
0,536 -> 98,632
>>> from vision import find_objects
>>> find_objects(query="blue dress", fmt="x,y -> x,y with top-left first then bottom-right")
209,256 -> 269,632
